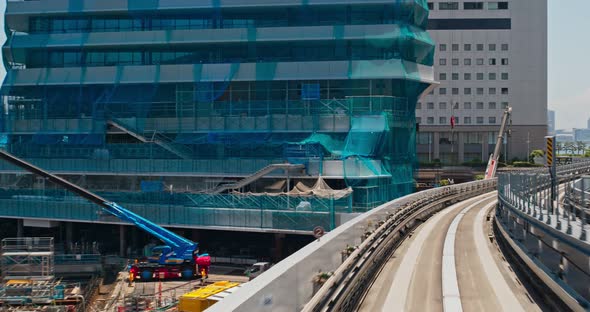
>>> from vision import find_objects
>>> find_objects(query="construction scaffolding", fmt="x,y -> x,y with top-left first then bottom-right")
0,238 -> 60,308
1,238 -> 54,282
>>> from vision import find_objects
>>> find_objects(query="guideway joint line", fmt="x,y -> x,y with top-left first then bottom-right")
380,192 -> 494,312
474,201 -> 526,312
442,195 -> 495,312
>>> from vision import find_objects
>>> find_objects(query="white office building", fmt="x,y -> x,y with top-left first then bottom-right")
417,0 -> 547,164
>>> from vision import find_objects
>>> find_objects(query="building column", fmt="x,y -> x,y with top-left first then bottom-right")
119,225 -> 126,258
482,132 -> 490,161
65,222 -> 73,252
457,132 -> 465,164
433,132 -> 441,160
16,219 -> 24,238
131,227 -> 138,255
273,233 -> 286,262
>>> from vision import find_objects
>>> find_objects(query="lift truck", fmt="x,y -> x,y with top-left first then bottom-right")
0,150 -> 211,281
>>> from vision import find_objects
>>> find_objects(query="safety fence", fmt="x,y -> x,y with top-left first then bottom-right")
496,160 -> 590,310
0,188 -> 351,232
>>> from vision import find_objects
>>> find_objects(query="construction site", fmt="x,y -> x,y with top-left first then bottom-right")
0,0 -> 435,310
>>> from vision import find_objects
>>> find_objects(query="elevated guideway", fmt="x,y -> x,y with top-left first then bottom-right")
358,192 -> 539,312
208,160 -> 590,312
207,179 -> 497,311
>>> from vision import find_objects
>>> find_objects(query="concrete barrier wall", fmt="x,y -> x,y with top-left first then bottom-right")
208,179 -> 496,312
496,200 -> 590,309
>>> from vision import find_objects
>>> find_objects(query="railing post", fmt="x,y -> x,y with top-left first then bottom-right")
539,175 -> 545,221
526,174 -> 533,215
532,174 -> 538,218
580,177 -> 587,241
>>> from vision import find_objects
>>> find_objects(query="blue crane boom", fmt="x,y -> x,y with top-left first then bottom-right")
0,149 -> 198,260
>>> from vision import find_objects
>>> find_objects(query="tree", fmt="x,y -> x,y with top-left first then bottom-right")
529,149 -> 544,163
556,142 -> 564,155
576,141 -> 587,155
564,142 -> 576,155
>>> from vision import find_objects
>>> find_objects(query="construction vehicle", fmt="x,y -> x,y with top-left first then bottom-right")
244,262 -> 272,280
484,106 -> 512,179
0,150 -> 211,281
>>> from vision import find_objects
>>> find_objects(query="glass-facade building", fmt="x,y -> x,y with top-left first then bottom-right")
0,0 -> 435,232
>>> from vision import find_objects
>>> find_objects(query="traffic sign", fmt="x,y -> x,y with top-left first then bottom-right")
545,136 -> 555,167
313,226 -> 325,239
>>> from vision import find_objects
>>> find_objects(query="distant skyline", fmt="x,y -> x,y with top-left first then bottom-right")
0,1 -> 586,130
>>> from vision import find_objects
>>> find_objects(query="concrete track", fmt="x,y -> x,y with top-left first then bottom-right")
359,192 -> 540,312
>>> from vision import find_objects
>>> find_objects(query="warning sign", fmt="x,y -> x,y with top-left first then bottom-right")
545,136 -> 555,167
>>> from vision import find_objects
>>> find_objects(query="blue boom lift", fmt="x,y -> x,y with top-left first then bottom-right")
0,149 -> 210,281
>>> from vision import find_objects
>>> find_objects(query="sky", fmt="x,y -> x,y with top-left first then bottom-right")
548,0 -> 590,130
0,1 -> 586,130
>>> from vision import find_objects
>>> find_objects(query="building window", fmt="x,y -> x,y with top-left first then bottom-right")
428,2 -> 434,10
464,117 -> 472,124
489,102 -> 497,109
439,2 -> 460,10
427,117 -> 434,124
476,73 -> 484,80
501,73 -> 509,80
439,73 -> 447,80
476,102 -> 484,109
477,117 -> 484,124
489,88 -> 497,95
476,44 -> 484,51
452,58 -> 459,65
452,88 -> 459,95
464,73 -> 472,80
489,117 -> 497,124
452,44 -> 459,51
440,88 -> 447,95
501,58 -> 509,65
501,88 -> 509,95
464,88 -> 472,95
464,2 -> 484,10
416,117 -> 422,123
476,88 -> 484,95
464,58 -> 471,65
489,73 -> 497,80
464,102 -> 472,109
489,44 -> 496,51
489,58 -> 497,65
488,2 -> 509,10
439,102 -> 447,109
416,102 -> 422,109
440,117 -> 447,124
439,44 -> 447,51
501,44 -> 509,51
464,44 -> 472,51
452,73 -> 459,80
476,58 -> 484,65
427,102 -> 435,109
440,58 -> 447,66
501,102 -> 509,109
